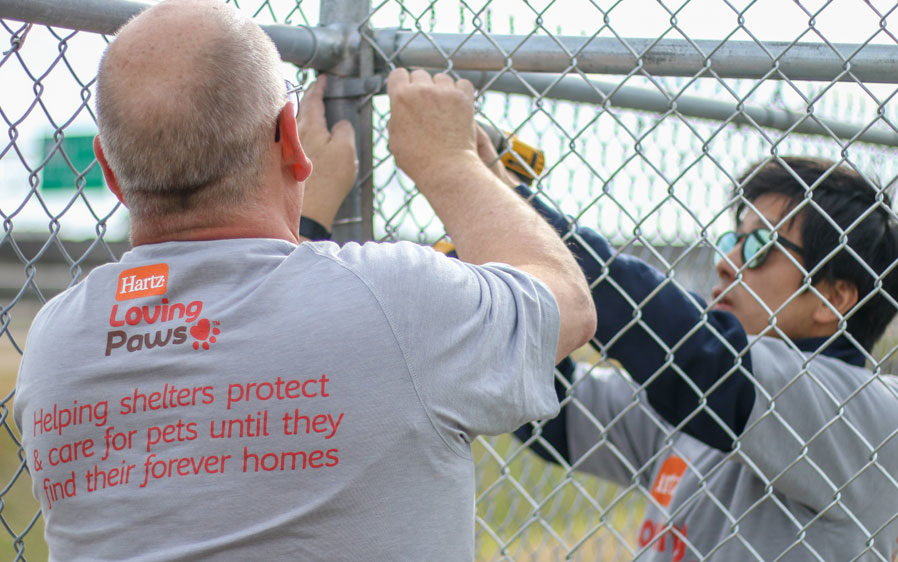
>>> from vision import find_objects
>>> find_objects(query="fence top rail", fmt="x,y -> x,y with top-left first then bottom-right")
4,0 -> 898,83
0,0 -> 345,69
453,70 -> 898,148
376,31 -> 898,84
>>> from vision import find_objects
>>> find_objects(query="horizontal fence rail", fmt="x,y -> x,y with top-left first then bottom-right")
5,0 -> 898,82
454,70 -> 898,147
376,30 -> 898,83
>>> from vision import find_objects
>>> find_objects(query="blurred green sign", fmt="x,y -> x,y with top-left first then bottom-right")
40,134 -> 104,191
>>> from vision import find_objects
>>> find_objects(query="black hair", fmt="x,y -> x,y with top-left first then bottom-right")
736,157 -> 898,351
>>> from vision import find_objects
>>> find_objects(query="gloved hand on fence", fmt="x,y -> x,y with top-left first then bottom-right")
296,75 -> 358,239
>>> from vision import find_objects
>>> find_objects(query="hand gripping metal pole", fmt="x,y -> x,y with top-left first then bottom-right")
318,0 -> 374,244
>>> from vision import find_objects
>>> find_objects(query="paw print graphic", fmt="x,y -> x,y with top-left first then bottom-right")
190,318 -> 221,350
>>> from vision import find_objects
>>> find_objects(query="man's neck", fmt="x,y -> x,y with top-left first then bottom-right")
130,208 -> 300,247
131,225 -> 299,247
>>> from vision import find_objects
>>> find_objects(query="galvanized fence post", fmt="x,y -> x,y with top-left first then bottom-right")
319,0 -> 374,244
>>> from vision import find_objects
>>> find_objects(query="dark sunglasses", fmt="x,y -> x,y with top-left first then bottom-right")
716,228 -> 804,269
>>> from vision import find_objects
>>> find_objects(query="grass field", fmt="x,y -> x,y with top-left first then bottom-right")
0,300 -> 643,561
473,434 -> 644,560
1,300 -> 49,561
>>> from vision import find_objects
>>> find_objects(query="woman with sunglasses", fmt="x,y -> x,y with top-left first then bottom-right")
503,153 -> 898,561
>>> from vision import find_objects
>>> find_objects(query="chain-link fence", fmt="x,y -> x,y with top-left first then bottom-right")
3,0 -> 898,560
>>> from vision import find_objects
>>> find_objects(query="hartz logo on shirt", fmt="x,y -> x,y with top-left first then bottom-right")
651,455 -> 687,507
638,455 -> 691,561
116,264 -> 169,301
105,263 -> 222,356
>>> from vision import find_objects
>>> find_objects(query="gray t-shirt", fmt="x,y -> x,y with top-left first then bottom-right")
567,337 -> 898,561
15,238 -> 561,561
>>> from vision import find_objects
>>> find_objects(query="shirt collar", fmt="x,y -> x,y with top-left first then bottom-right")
794,335 -> 866,367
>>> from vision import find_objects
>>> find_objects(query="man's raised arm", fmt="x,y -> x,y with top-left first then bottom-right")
386,68 -> 595,361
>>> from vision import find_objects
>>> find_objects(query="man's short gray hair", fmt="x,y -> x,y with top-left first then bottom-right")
96,3 -> 285,219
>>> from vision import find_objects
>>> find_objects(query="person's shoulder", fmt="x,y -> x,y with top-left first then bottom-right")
27,290 -> 70,332
307,239 -> 435,257
300,241 -> 555,308
748,336 -> 818,360
29,251 -> 153,325
29,270 -> 96,322
748,336 -> 833,369
747,335 -> 893,399
749,336 -> 860,367
21,267 -> 104,346
302,240 -> 456,273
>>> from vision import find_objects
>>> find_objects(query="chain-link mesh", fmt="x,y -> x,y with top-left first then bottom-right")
3,1 -> 898,560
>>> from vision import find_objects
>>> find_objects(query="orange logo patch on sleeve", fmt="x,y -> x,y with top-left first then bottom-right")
650,455 -> 688,508
116,264 -> 169,301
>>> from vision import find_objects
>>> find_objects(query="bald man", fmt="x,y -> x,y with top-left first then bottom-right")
13,0 -> 594,560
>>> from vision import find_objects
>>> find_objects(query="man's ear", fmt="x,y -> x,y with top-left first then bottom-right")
93,136 -> 127,207
277,103 -> 312,182
812,278 -> 859,326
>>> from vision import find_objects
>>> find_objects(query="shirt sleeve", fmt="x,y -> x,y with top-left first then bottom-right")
565,364 -> 672,488
516,185 -> 755,452
739,338 -> 898,526
513,357 -> 574,464
334,240 -> 562,456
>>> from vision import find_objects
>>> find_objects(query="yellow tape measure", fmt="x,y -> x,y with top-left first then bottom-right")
478,121 -> 545,184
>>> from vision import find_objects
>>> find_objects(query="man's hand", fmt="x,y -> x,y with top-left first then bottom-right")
385,68 -> 596,362
386,69 -> 478,184
475,124 -> 519,189
296,75 -> 358,236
